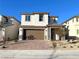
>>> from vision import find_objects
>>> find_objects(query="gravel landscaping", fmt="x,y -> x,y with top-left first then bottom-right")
51,40 -> 79,50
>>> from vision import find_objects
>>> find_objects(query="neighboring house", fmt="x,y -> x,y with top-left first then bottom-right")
0,15 -> 20,41
62,16 -> 79,39
19,12 -> 64,41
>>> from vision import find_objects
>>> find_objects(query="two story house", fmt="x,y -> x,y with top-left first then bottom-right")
0,15 -> 20,41
19,12 -> 64,41
63,16 -> 79,39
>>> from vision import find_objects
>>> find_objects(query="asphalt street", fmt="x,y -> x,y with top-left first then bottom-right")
0,50 -> 79,59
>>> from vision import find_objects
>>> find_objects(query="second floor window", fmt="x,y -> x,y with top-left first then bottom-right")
26,16 -> 30,21
39,14 -> 43,21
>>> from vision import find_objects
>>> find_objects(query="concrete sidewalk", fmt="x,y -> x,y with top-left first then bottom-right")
0,50 -> 79,59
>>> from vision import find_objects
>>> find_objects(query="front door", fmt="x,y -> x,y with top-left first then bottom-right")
51,29 -> 55,40
23,29 -> 26,40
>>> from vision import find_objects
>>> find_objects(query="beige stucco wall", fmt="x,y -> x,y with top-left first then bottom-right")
21,14 -> 48,26
63,17 -> 79,38
5,24 -> 19,40
19,28 -> 23,41
44,28 -> 49,40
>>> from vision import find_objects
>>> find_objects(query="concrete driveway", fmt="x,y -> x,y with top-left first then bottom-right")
0,40 -> 52,50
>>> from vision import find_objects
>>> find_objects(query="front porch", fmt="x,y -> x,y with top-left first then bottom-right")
47,24 -> 65,41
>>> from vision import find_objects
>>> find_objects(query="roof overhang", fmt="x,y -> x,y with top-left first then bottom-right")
47,24 -> 64,28
21,26 -> 46,29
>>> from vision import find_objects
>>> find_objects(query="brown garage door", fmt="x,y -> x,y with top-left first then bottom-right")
24,29 -> 44,40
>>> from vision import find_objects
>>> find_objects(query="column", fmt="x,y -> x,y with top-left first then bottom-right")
19,28 -> 23,41
55,34 -> 59,40
2,28 -> 5,40
44,28 -> 48,40
44,27 -> 51,40
48,27 -> 51,40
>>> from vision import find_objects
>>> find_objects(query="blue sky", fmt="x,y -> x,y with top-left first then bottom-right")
0,0 -> 79,24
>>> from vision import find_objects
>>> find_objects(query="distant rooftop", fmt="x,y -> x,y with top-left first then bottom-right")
1,15 -> 20,23
62,16 -> 79,24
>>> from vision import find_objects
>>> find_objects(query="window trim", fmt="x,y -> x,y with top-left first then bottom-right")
39,14 -> 43,21
26,15 -> 30,21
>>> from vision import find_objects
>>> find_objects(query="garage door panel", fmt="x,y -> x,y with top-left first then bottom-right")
26,29 -> 44,40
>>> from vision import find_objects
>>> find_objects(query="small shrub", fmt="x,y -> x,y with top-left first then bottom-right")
59,44 -> 61,46
50,46 -> 53,48
2,46 -> 7,48
77,46 -> 79,48
70,46 -> 73,48
63,46 -> 66,48
52,42 -> 57,48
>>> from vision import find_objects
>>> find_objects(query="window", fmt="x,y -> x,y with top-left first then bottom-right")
39,14 -> 43,21
72,19 -> 74,22
67,22 -> 69,24
77,29 -> 79,35
53,19 -> 57,24
4,19 -> 8,24
6,19 -> 8,22
67,26 -> 69,29
65,22 -> 67,24
26,16 -> 30,21
76,18 -> 78,22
